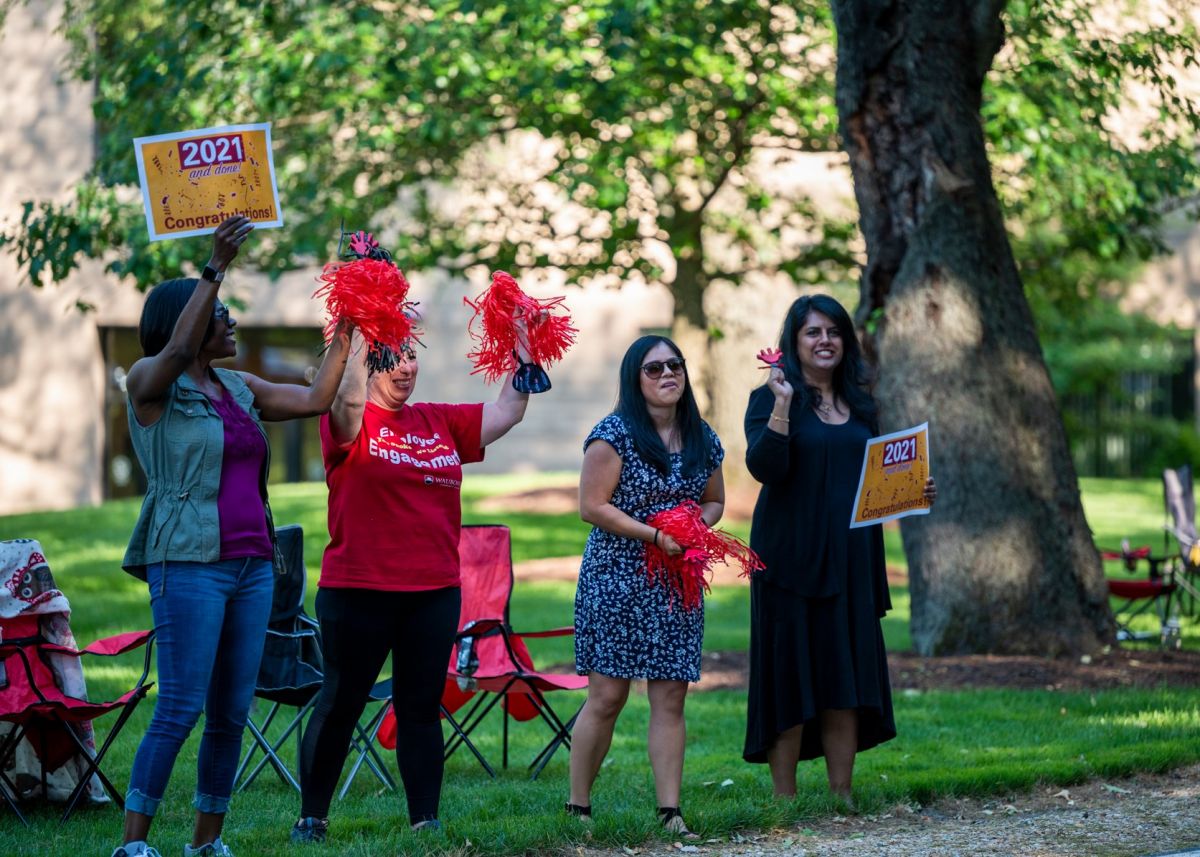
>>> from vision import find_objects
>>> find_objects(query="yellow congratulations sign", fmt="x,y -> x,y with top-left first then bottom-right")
850,422 -> 931,529
133,123 -> 283,241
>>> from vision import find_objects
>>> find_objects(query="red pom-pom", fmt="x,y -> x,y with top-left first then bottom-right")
757,347 -> 783,368
313,258 -> 417,351
463,271 -> 577,383
644,501 -> 765,611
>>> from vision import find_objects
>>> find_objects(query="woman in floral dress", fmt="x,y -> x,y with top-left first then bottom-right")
566,335 -> 726,838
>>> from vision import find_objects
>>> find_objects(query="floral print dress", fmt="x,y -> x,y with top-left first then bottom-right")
574,414 -> 724,682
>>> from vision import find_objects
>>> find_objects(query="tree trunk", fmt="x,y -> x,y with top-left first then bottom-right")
671,247 -> 715,416
832,0 -> 1113,655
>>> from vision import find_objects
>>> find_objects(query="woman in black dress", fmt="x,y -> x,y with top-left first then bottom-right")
742,295 -> 935,804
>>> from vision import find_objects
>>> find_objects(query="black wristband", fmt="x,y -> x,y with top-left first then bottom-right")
653,529 -> 660,547
511,350 -> 551,394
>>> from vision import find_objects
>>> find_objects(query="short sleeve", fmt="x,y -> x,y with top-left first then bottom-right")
435,402 -> 485,464
584,413 -> 627,458
703,421 -> 725,474
320,412 -> 352,471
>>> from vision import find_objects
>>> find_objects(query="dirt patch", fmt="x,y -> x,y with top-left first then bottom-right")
544,649 -> 1200,694
521,561 -> 1200,693
688,648 -> 1200,693
581,764 -> 1200,857
887,647 -> 1200,692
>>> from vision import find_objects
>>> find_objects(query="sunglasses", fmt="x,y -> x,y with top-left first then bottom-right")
641,358 -> 686,380
213,305 -> 231,324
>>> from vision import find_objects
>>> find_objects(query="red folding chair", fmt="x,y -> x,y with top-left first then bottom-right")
378,525 -> 587,779
443,525 -> 588,778
0,614 -> 153,823
1100,540 -> 1177,643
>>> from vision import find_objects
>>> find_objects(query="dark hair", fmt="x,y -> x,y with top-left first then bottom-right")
777,294 -> 878,431
615,335 -> 711,478
338,228 -> 416,374
138,277 -> 215,357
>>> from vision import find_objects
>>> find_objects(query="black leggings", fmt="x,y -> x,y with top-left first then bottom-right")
299,586 -> 461,823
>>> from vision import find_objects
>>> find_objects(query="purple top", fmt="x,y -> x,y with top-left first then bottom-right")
209,389 -> 273,560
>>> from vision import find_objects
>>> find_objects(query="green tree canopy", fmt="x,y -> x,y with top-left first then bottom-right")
5,1 -> 1196,330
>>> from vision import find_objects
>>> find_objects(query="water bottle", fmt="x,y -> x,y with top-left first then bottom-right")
456,620 -> 481,676
1161,617 -> 1182,651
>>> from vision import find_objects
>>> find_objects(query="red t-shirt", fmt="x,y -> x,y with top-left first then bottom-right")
319,400 -> 485,590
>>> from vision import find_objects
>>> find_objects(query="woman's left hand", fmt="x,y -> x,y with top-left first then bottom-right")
512,306 -> 548,361
924,477 -> 938,504
660,533 -> 684,557
331,317 -> 355,347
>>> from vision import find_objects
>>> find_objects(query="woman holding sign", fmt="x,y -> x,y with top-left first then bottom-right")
114,215 -> 354,857
741,295 -> 935,806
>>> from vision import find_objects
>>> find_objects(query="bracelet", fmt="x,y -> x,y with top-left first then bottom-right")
511,349 -> 552,394
770,414 -> 790,423
652,529 -> 660,547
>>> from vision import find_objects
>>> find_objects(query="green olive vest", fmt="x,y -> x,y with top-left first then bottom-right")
122,368 -> 275,579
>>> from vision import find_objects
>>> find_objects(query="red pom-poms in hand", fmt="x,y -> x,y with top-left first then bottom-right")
645,500 -> 765,611
314,258 -> 417,352
463,271 -> 577,383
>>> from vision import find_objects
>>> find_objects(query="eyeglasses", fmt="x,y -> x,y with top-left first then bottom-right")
213,305 -> 230,324
641,358 -> 686,379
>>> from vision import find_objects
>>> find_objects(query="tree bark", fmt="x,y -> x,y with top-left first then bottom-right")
670,222 -> 716,416
832,0 -> 1113,654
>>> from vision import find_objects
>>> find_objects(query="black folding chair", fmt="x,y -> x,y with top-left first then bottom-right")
337,677 -> 397,799
234,525 -> 322,792
235,525 -> 396,795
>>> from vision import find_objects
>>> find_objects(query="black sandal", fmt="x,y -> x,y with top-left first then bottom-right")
657,806 -> 698,839
564,802 -> 592,820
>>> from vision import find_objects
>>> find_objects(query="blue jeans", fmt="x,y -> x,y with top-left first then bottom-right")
126,557 -> 273,816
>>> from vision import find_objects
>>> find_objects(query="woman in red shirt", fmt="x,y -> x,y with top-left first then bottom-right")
292,244 -> 541,844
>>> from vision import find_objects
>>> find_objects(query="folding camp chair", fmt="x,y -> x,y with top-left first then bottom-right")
336,677 -> 397,799
1162,465 -> 1200,616
1100,539 -> 1177,643
235,525 -> 320,792
0,540 -> 154,824
235,525 -> 395,796
441,524 -> 588,779
375,677 -> 497,779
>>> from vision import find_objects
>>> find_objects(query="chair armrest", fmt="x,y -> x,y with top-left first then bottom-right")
456,618 -> 505,639
514,626 -> 575,639
79,630 -> 155,657
1098,545 -> 1153,562
33,629 -> 152,658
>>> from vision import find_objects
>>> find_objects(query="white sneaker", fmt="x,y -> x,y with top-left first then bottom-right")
111,847 -> 163,857
183,838 -> 234,857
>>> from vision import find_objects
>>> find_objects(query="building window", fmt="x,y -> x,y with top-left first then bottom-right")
99,326 -> 328,499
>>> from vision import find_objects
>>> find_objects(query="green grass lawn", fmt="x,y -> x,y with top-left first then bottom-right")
1,476 -> 1197,855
